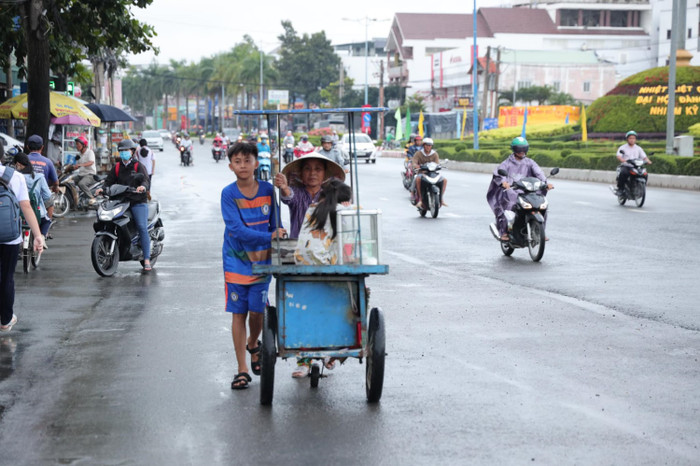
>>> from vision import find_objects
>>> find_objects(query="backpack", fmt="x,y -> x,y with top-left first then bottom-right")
115,161 -> 138,177
25,177 -> 42,224
0,167 -> 22,242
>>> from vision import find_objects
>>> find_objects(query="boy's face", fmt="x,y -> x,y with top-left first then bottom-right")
229,152 -> 258,179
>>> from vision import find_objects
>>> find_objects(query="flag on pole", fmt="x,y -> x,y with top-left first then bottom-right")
418,110 -> 425,138
565,113 -> 569,124
404,108 -> 412,141
394,107 -> 403,141
581,105 -> 588,142
520,106 -> 528,138
460,106 -> 467,141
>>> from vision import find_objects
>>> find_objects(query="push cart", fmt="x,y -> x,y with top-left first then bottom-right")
241,107 -> 389,405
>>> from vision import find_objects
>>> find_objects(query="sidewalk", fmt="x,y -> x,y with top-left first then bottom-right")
378,150 -> 700,191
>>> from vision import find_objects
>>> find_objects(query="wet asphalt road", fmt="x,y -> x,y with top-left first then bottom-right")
1,143 -> 699,465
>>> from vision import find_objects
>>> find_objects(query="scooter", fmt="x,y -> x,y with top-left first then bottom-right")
400,158 -> 413,190
412,162 -> 444,218
257,151 -> 272,181
199,133 -> 205,145
90,184 -> 165,277
283,143 -> 294,163
51,161 -> 106,218
489,167 -> 559,262
610,155 -> 647,208
179,145 -> 192,166
212,140 -> 225,162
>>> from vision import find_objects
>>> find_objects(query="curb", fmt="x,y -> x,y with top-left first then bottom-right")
377,151 -> 700,191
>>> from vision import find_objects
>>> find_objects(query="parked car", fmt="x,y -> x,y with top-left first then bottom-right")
338,133 -> 378,164
0,132 -> 24,162
142,130 -> 164,151
158,129 -> 171,142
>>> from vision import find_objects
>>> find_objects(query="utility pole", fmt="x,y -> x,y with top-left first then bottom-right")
6,63 -> 14,137
493,47 -> 501,119
339,65 -> 344,103
665,0 -> 679,154
481,46 -> 491,130
379,60 -> 385,139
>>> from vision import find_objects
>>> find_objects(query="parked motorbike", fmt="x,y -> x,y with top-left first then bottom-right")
257,151 -> 272,181
179,145 -> 192,166
90,184 -> 165,277
489,167 -> 559,262
283,143 -> 294,163
400,158 -> 413,190
610,155 -> 647,208
412,162 -> 444,218
52,162 -> 106,218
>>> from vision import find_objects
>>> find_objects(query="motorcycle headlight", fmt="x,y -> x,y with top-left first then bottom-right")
517,197 -> 532,209
99,205 -> 127,221
540,200 -> 548,210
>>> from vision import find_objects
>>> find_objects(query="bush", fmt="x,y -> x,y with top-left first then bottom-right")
477,151 -> 501,163
561,149 -> 572,158
455,143 -> 467,152
590,155 -> 620,171
530,152 -> 561,167
648,155 -> 676,175
683,158 -> 700,176
561,154 -> 590,169
500,149 -> 510,158
674,156 -> 696,174
688,123 -> 700,136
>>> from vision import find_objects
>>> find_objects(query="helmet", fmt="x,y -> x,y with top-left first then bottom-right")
510,136 -> 529,154
74,136 -> 88,147
261,134 -> 268,140
423,137 -> 434,145
414,134 -> 423,141
625,130 -> 637,140
301,134 -> 309,141
117,139 -> 137,151
320,135 -> 333,143
139,138 -> 147,147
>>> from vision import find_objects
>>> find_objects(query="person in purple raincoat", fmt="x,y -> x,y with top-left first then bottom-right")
486,137 -> 553,242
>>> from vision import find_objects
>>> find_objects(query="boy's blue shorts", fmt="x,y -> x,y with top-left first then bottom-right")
225,282 -> 269,314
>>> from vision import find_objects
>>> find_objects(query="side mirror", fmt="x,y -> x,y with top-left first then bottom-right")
550,167 -> 560,176
497,168 -> 508,177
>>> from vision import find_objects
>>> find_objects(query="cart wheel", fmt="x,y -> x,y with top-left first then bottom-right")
310,364 -> 320,388
260,306 -> 277,406
366,307 -> 386,403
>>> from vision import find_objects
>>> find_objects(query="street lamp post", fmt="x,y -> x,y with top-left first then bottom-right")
342,17 -> 388,105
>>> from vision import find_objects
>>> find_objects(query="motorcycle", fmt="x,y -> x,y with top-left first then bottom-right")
18,219 -> 41,273
412,162 -> 444,218
199,133 -> 205,145
51,162 -> 106,218
90,184 -> 165,277
400,158 -> 413,190
610,155 -> 647,208
283,143 -> 294,163
257,151 -> 272,181
294,145 -> 314,159
489,167 -> 559,262
212,140 -> 225,162
179,145 -> 192,166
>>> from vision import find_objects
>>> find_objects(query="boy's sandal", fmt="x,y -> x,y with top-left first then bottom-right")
231,372 -> 252,390
246,340 -> 262,376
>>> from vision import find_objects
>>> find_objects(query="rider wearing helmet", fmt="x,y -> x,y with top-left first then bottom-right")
257,134 -> 271,154
405,134 -> 423,159
283,130 -> 295,147
615,130 -> 652,194
486,137 -> 553,242
73,136 -> 98,203
296,134 -> 314,156
411,137 -> 447,208
96,138 -> 153,271
317,134 -> 347,172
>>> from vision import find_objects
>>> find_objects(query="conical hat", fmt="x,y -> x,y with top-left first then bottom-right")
281,153 -> 346,186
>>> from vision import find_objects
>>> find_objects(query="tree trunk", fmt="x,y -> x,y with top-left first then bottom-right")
185,94 -> 189,132
21,0 -> 51,153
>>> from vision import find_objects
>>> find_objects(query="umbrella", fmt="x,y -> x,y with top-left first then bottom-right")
51,115 -> 93,126
0,91 -> 101,126
86,103 -> 136,122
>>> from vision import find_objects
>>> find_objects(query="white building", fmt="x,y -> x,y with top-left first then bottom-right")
333,39 -> 386,93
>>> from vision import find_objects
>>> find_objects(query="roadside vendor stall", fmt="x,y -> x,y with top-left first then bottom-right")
86,103 -> 136,171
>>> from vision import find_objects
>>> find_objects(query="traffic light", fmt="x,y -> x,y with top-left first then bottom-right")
66,82 -> 74,96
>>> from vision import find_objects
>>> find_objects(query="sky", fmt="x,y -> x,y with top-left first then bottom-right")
126,0 -> 508,65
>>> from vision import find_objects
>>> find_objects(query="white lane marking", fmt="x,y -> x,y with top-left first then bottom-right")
383,250 -> 430,266
442,212 -> 461,218
378,197 -> 389,201
574,201 -> 593,206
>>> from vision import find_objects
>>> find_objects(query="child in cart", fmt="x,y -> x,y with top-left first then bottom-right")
292,179 -> 353,377
221,142 -> 286,390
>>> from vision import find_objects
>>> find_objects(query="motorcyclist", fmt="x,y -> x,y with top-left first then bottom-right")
411,137 -> 447,208
283,130 -> 295,147
296,134 -> 314,156
95,139 -> 153,271
257,134 -> 271,154
72,136 -> 98,205
405,134 -> 423,159
614,130 -> 652,195
180,133 -> 193,165
317,135 -> 348,173
486,137 -> 553,242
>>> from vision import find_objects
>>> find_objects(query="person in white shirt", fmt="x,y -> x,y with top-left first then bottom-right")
615,130 -> 652,194
0,164 -> 44,332
73,136 -> 97,203
137,139 -> 156,182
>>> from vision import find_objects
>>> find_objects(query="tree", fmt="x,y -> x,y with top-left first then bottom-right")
517,85 -> 552,105
548,91 -> 578,106
277,21 -> 340,108
0,0 -> 157,146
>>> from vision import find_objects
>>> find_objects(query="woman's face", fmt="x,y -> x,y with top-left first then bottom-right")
15,162 -> 25,171
301,159 -> 326,190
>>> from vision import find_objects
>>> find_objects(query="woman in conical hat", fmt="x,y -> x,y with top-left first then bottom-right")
273,153 -> 346,239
